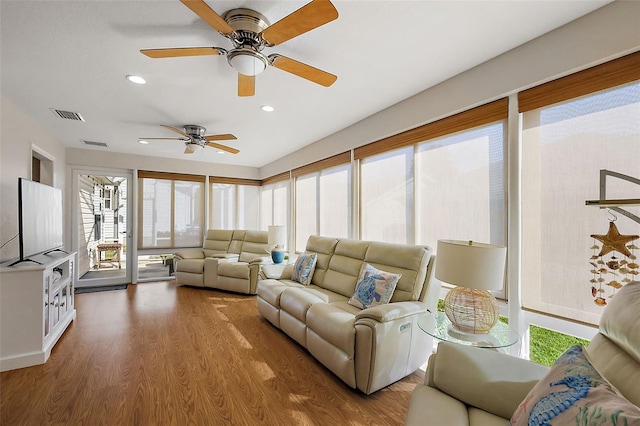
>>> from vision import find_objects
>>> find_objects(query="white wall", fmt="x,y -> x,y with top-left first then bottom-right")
259,0 -> 640,179
65,148 -> 260,180
0,96 -> 68,263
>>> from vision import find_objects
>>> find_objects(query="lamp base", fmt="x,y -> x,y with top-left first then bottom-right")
444,287 -> 499,334
271,249 -> 285,264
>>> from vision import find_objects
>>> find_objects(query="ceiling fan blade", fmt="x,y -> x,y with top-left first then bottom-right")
204,134 -> 237,142
261,0 -> 338,46
161,125 -> 189,137
184,146 -> 195,154
206,142 -> 240,154
238,74 -> 255,97
270,55 -> 337,87
180,0 -> 234,36
141,47 -> 224,58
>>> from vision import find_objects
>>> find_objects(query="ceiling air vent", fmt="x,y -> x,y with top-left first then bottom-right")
81,140 -> 108,148
50,108 -> 85,122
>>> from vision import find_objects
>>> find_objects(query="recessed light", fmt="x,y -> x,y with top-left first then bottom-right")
139,140 -> 149,144
126,75 -> 147,85
217,150 -> 225,155
260,105 -> 275,112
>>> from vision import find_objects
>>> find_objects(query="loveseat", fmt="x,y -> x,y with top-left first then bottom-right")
174,229 -> 271,294
256,235 -> 440,394
405,280 -> 640,425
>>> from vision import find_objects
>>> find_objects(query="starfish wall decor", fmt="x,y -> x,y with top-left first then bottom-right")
589,220 -> 639,306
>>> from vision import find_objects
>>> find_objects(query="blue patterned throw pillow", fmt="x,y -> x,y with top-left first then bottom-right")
348,263 -> 401,309
292,252 -> 317,285
510,344 -> 640,426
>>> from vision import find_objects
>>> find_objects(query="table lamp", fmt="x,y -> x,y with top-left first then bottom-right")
435,240 -> 507,334
268,225 -> 286,264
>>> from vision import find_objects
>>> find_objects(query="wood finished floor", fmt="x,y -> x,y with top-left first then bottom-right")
0,281 -> 424,425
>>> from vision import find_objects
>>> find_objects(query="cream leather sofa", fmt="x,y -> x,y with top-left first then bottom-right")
405,280 -> 640,425
174,229 -> 271,294
257,235 -> 440,395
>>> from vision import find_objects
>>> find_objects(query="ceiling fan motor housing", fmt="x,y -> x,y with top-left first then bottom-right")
222,8 -> 271,76
183,125 -> 206,138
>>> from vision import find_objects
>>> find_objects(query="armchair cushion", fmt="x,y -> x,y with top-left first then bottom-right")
510,344 -> 640,425
348,263 -> 401,309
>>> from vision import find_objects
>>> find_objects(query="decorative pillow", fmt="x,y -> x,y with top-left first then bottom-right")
510,344 -> 640,426
348,263 -> 401,309
291,252 -> 317,285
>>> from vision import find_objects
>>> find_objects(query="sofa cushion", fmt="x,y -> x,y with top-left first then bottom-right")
292,252 -> 317,285
217,262 -> 250,279
348,263 -> 401,309
307,303 -> 356,354
176,258 -> 204,274
510,344 -> 640,426
280,288 -> 325,322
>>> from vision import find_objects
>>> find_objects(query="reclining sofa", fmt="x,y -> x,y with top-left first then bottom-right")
256,235 -> 440,394
174,229 -> 271,294
405,280 -> 640,425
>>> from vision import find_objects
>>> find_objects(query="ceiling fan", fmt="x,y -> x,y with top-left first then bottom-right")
141,125 -> 239,154
141,0 -> 338,96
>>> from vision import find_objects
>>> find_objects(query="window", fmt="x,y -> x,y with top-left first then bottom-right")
261,180 -> 289,232
294,163 -> 351,251
360,147 -> 414,244
139,172 -> 205,249
521,82 -> 640,325
416,123 -> 506,258
210,181 -> 260,230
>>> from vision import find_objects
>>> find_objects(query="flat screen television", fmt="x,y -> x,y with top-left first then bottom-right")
10,178 -> 64,265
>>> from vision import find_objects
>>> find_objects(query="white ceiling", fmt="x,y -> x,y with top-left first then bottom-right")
1,0 -> 610,168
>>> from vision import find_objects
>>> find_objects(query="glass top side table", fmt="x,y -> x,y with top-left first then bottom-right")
418,312 -> 519,349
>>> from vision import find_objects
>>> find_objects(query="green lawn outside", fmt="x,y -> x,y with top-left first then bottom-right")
436,299 -> 589,366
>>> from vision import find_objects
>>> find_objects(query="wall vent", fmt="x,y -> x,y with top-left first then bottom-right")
81,140 -> 108,148
50,108 -> 85,121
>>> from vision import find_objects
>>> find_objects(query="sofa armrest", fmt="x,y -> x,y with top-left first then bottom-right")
260,264 -> 293,280
248,256 -> 272,265
428,342 -> 549,420
174,250 -> 204,260
209,253 -> 239,261
355,301 -> 428,323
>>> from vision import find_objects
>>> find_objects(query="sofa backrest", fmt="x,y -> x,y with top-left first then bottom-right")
306,236 -> 435,306
202,229 -> 234,256
238,230 -> 269,262
306,235 -> 339,286
587,280 -> 640,406
364,241 -> 432,303
322,239 -> 371,298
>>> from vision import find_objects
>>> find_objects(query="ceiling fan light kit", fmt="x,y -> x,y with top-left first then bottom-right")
141,0 -> 338,97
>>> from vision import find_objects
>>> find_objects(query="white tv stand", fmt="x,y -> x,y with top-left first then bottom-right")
0,251 -> 77,371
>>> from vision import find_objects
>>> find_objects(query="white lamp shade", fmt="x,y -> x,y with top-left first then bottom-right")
268,225 -> 286,247
185,143 -> 203,153
435,240 -> 506,291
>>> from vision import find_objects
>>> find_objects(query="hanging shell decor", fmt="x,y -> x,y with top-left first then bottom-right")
589,221 -> 639,306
